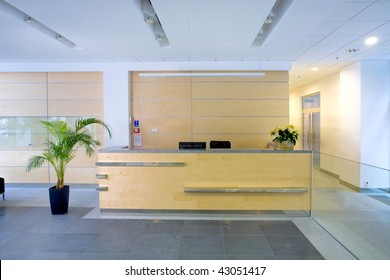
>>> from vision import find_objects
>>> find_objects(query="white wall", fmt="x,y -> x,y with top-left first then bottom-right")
360,61 -> 390,169
103,67 -> 130,147
359,61 -> 390,188
291,61 -> 390,190
339,63 -> 362,162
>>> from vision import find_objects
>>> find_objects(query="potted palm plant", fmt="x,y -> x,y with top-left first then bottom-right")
26,118 -> 111,215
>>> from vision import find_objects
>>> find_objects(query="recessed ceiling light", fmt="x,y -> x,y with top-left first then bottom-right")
365,36 -> 378,46
344,48 -> 360,54
311,67 -> 319,71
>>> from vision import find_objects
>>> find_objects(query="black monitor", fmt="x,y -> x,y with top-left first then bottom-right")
210,140 -> 231,149
179,142 -> 206,150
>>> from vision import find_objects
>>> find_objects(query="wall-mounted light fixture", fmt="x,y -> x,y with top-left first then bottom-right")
139,72 -> 266,78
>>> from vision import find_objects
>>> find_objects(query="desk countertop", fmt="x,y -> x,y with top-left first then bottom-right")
99,146 -> 311,154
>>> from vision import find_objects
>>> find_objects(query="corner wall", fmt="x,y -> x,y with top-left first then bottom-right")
290,61 -> 390,190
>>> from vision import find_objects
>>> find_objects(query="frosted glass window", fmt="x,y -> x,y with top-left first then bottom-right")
302,94 -> 320,110
0,116 -> 100,148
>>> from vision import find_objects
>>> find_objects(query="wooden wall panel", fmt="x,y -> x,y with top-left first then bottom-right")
48,72 -> 103,83
0,72 -> 46,83
136,117 -> 192,134
132,99 -> 191,117
193,117 -> 289,134
48,83 -> 103,99
130,71 -> 290,149
0,84 -> 47,100
142,134 -> 192,149
0,167 -> 49,183
0,150 -> 46,166
0,72 -> 104,185
49,167 -> 98,184
192,82 -> 288,100
192,100 -> 289,117
140,82 -> 191,99
48,99 -> 102,117
0,100 -> 47,116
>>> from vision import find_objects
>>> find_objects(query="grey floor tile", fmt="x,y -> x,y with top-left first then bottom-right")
144,220 -> 184,234
177,254 -> 226,260
265,234 -> 323,257
101,220 -> 149,235
179,235 -> 225,255
259,220 -> 302,234
130,233 -> 181,255
127,254 -> 177,260
183,221 -> 222,235
86,232 -> 139,253
227,255 -> 275,260
224,234 -> 273,256
274,254 -> 325,260
222,220 -> 262,234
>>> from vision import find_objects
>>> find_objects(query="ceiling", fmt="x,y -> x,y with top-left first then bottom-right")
0,0 -> 389,90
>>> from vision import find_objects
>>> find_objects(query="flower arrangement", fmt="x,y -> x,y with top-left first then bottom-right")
270,124 -> 299,150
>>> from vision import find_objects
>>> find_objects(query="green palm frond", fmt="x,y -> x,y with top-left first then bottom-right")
26,117 -> 111,189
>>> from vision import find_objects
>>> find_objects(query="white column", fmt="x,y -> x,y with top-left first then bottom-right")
103,67 -> 130,147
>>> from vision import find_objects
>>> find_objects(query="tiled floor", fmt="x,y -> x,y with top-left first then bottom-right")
3,180 -> 385,260
0,204 -> 325,260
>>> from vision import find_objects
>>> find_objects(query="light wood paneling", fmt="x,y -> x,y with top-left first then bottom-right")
140,83 -> 191,99
130,71 -> 290,149
0,84 -> 47,100
132,99 -> 191,117
0,100 -> 47,116
0,71 -> 104,184
192,100 -> 289,117
136,117 -> 192,134
98,151 -> 311,211
141,133 -> 192,149
48,72 -> 103,83
0,167 -> 49,183
0,150 -> 46,166
48,83 -> 103,99
48,99 -> 102,117
193,117 -> 289,134
49,167 -> 98,184
0,72 -> 46,83
192,82 -> 288,100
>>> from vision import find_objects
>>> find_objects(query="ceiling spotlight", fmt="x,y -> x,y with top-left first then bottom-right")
264,16 -> 273,24
365,36 -> 378,46
145,16 -> 154,24
344,48 -> 360,54
56,35 -> 63,41
311,67 -> 319,71
25,17 -> 34,24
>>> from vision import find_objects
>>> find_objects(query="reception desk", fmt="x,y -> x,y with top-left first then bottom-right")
96,148 -> 312,212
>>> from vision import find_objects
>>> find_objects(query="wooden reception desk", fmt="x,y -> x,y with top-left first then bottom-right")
96,148 -> 312,212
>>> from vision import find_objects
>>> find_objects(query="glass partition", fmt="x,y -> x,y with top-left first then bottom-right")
0,116 -> 101,148
311,152 -> 390,259
0,117 -> 47,148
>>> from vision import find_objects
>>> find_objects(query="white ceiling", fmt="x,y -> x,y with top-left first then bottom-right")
0,0 -> 389,89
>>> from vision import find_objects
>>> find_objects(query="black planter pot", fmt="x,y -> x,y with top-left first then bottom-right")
49,185 -> 69,215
